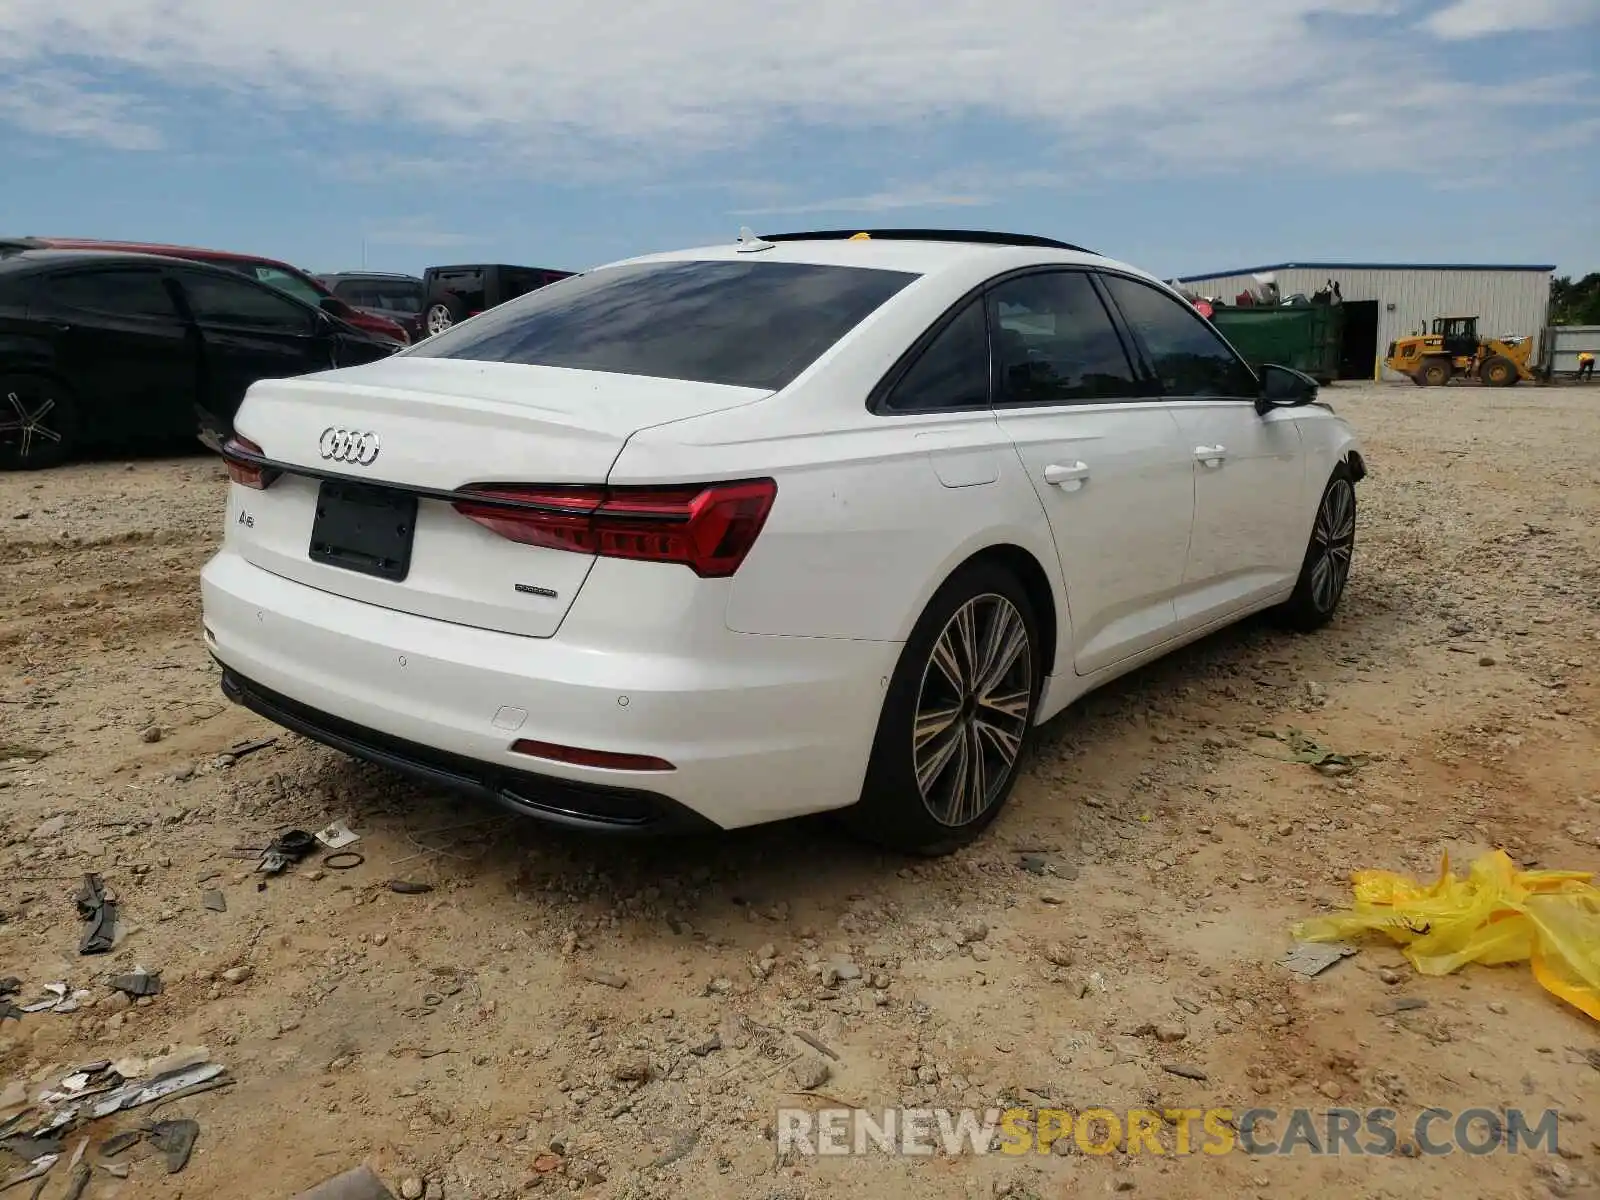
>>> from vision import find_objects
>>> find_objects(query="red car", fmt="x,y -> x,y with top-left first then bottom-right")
5,237 -> 410,345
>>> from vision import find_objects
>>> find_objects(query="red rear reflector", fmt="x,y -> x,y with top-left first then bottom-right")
453,479 -> 777,577
511,738 -> 675,772
221,434 -> 278,490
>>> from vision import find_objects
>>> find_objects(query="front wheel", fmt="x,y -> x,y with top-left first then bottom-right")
845,562 -> 1042,856
1275,465 -> 1356,631
1481,356 -> 1518,387
1417,359 -> 1451,387
0,374 -> 78,470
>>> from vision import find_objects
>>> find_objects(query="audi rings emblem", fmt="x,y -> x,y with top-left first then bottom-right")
319,427 -> 381,466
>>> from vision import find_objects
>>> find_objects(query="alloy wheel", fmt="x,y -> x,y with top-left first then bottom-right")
426,304 -> 454,336
0,389 -> 62,461
912,593 -> 1032,827
1309,478 -> 1356,613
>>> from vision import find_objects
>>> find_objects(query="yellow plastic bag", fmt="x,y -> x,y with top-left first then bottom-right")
1292,850 -> 1600,1022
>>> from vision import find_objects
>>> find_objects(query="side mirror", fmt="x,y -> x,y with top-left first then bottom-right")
1256,363 -> 1318,415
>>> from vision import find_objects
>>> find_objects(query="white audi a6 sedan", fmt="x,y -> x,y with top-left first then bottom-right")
202,228 -> 1364,855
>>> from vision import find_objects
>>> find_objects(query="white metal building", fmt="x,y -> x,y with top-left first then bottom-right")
1173,262 -> 1554,381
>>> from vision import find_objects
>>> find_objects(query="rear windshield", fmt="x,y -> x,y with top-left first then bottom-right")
336,278 -> 424,313
405,259 -> 919,390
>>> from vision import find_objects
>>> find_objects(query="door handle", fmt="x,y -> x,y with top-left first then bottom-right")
1194,444 -> 1227,466
1042,461 -> 1090,488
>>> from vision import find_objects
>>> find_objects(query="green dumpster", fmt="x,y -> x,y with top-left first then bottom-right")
1209,305 -> 1343,385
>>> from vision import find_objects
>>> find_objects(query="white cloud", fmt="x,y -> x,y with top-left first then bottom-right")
0,0 -> 1592,171
1532,116 -> 1600,151
362,220 -> 484,248
0,68 -> 161,149
1423,0 -> 1597,38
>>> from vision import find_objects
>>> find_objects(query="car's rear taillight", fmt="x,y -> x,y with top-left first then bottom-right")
221,435 -> 279,490
452,479 -> 777,578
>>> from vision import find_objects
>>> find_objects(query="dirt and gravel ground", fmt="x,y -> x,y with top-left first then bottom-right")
3,380 -> 1599,1200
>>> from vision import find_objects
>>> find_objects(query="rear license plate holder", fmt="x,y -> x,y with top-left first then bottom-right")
308,480 -> 418,582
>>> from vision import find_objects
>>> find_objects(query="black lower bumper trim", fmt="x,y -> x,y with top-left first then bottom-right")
217,665 -> 718,836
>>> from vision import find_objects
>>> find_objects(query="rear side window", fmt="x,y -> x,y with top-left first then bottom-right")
500,269 -> 545,301
250,266 -> 323,307
332,280 -> 375,305
336,279 -> 423,313
430,270 -> 486,313
989,271 -> 1141,405
176,271 -> 313,333
882,297 -> 989,412
369,280 -> 423,313
46,268 -> 177,319
409,260 -> 919,391
1100,274 -> 1258,398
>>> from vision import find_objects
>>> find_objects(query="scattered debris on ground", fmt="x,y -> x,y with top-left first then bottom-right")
1276,941 -> 1358,977
314,819 -> 360,850
1254,727 -> 1370,775
72,875 -> 116,956
293,1165 -> 398,1200
1295,849 -> 1600,1021
15,984 -> 90,1016
144,1117 -> 199,1173
108,971 -> 162,999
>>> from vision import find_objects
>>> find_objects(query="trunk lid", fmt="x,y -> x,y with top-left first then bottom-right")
225,358 -> 769,637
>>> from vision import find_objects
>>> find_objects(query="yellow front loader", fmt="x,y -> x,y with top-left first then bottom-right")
1384,316 -> 1535,387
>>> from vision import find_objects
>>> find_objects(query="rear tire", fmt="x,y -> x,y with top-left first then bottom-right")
0,374 -> 79,471
1275,464 -> 1356,632
844,562 -> 1042,856
424,295 -> 464,337
1481,356 -> 1518,387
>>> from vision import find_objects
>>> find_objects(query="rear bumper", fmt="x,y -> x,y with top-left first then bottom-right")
199,549 -> 899,831
219,666 -> 713,833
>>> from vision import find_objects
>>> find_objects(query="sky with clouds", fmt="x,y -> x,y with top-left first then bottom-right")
1,0 -> 1596,278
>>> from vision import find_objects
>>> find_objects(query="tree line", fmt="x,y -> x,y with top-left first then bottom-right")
1551,273 -> 1600,325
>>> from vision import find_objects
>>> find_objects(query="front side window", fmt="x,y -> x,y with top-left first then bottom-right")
882,297 -> 989,412
409,259 -> 919,391
1100,274 -> 1257,398
47,268 -> 177,320
178,271 -> 313,333
988,271 -> 1141,405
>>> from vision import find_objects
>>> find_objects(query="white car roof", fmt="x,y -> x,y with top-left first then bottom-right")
602,235 -> 1162,290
